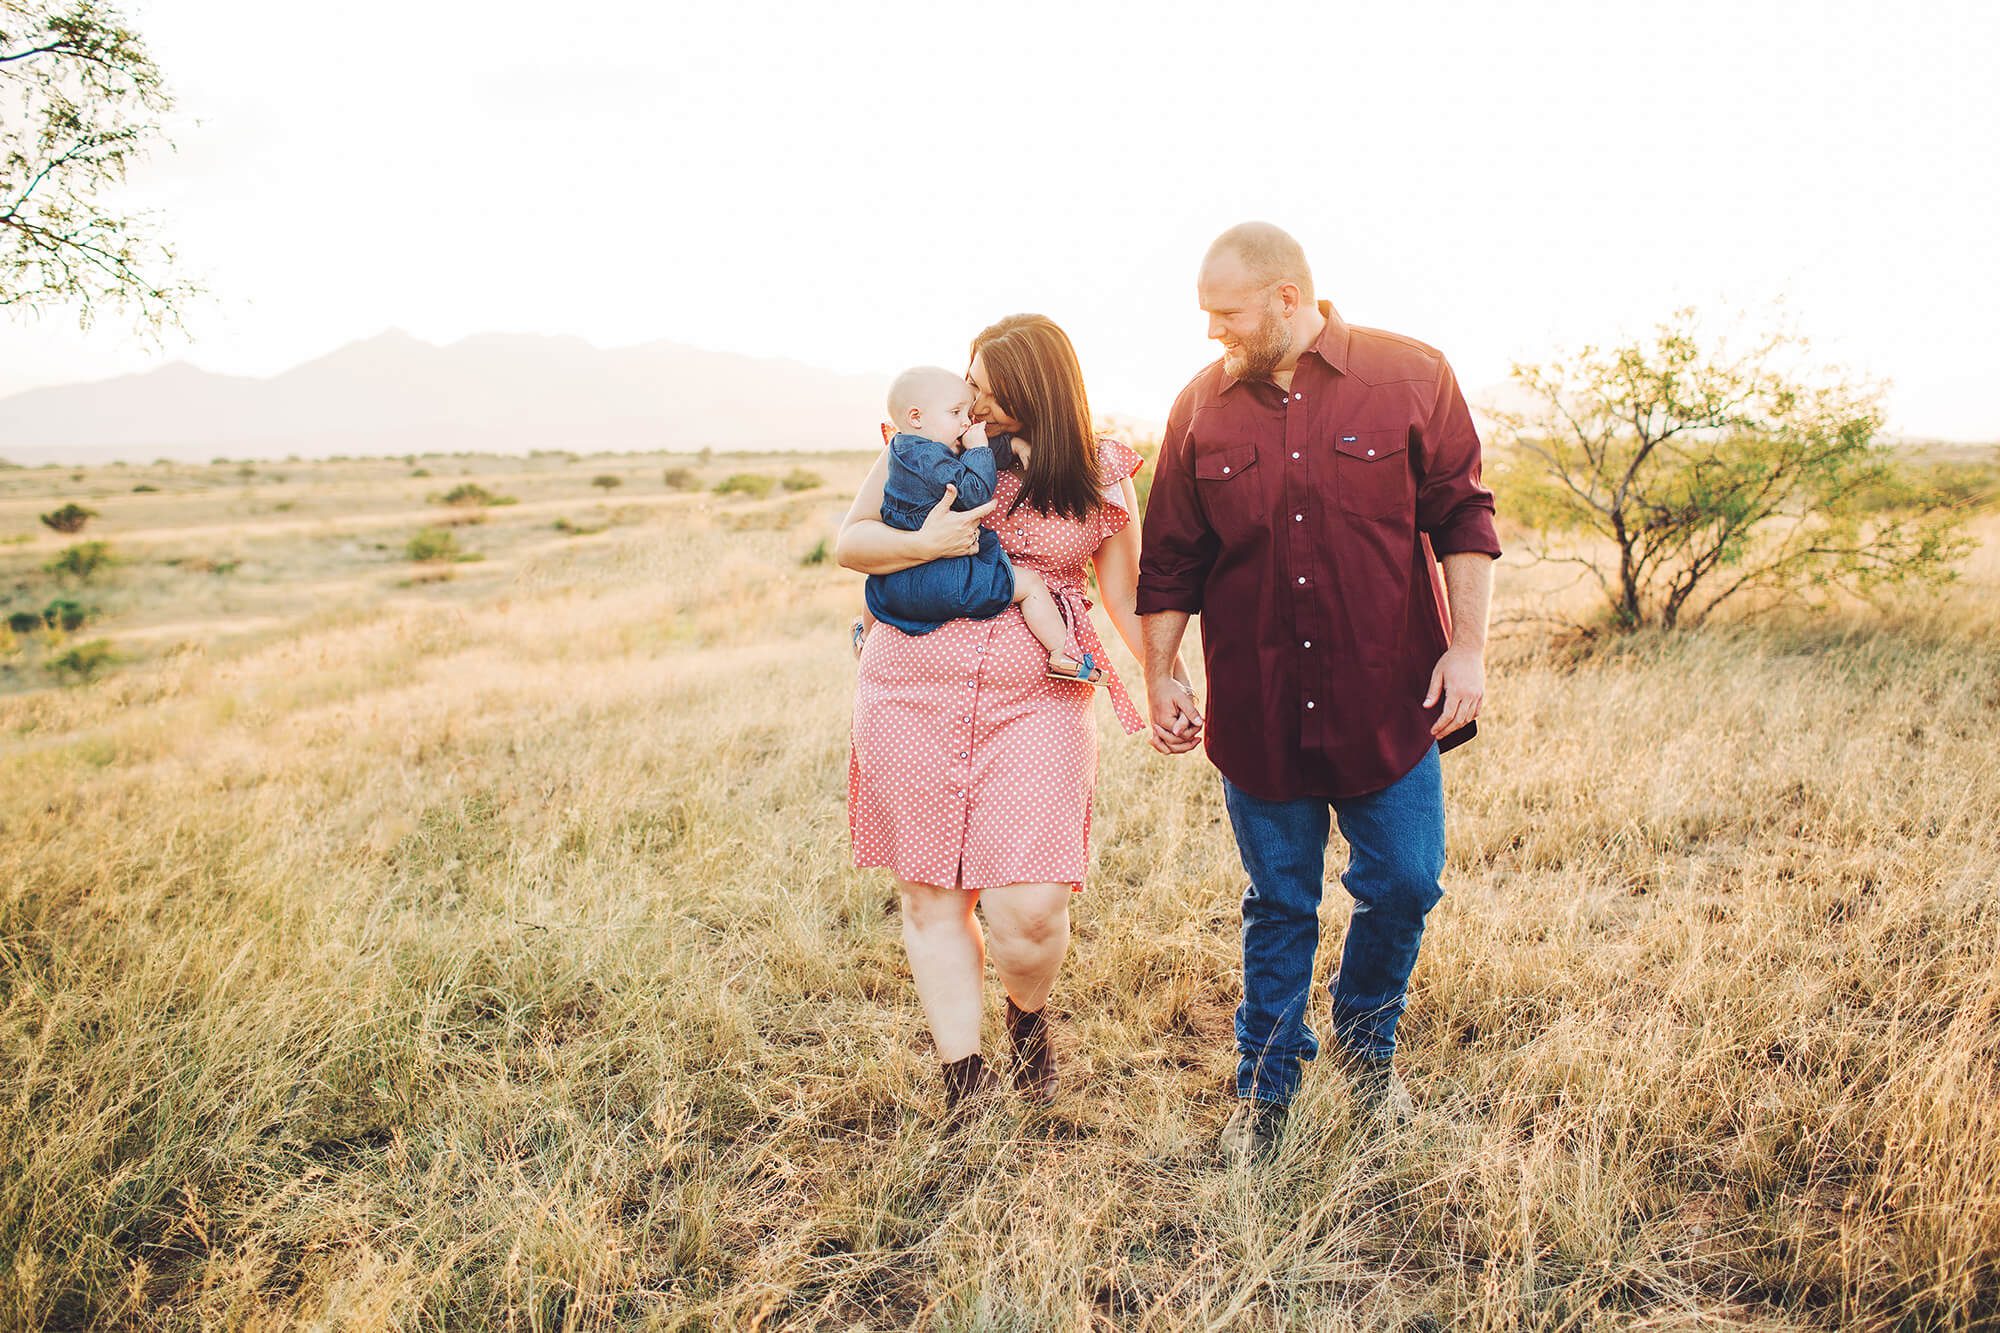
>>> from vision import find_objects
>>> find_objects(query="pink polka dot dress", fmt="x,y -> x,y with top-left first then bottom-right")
849,439 -> 1147,893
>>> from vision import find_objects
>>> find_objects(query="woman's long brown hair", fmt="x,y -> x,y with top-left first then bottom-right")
969,314 -> 1101,522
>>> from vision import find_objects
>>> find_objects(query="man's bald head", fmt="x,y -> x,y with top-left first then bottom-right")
1203,221 -> 1314,306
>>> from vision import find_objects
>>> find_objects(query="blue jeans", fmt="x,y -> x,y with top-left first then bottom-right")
1223,745 -> 1446,1105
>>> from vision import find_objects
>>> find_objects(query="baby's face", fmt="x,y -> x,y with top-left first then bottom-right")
907,380 -> 975,444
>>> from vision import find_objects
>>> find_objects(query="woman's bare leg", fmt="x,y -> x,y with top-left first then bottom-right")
980,881 -> 1072,1013
897,878 -> 985,1062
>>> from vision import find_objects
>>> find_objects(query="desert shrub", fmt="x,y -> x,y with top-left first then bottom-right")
40,502 -> 98,534
662,466 -> 700,490
591,474 -> 623,491
406,527 -> 467,562
781,468 -> 824,492
47,638 -> 114,682
131,483 -> 158,493
411,467 -> 432,478
45,541 -> 114,579
41,599 -> 89,631
801,537 -> 830,566
553,517 -> 606,537
438,482 -> 515,507
713,473 -> 775,499
7,610 -> 41,634
1496,308 -> 1971,629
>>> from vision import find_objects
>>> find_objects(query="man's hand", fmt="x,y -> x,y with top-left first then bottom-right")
917,484 -> 996,559
1147,676 -> 1205,755
1423,645 -> 1485,738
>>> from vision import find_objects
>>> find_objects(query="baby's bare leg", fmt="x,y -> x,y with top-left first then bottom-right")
1012,567 -> 1093,676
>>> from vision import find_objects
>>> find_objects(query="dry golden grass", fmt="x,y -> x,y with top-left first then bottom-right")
2,450 -> 1997,1330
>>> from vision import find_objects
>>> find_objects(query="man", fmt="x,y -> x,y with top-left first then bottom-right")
1137,222 -> 1500,1166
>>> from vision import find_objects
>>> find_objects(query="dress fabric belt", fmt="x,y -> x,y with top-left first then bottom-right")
1046,576 -> 1143,735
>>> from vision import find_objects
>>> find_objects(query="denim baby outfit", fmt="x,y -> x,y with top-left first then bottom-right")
865,432 -> 1018,635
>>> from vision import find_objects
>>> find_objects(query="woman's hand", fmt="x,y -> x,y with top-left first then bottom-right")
917,484 -> 996,559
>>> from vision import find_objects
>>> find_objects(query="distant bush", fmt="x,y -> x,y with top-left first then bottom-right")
7,611 -> 41,634
47,639 -> 115,683
46,541 -> 115,579
662,466 -> 701,491
173,555 -> 239,575
40,502 -> 98,534
553,516 -> 607,536
132,483 -> 159,493
801,538 -> 830,566
406,527 -> 472,562
781,468 -> 824,492
591,474 -> 623,491
411,467 -> 432,478
41,599 -> 90,631
714,473 -> 775,499
437,482 -> 515,507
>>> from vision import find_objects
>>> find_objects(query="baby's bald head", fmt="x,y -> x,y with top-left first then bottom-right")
887,366 -> 974,442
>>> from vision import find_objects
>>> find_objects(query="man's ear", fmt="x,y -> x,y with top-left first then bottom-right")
1278,282 -> 1302,317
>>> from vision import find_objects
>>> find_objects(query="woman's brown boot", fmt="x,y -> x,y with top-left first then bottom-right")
941,1052 -> 999,1118
1004,997 -> 1057,1103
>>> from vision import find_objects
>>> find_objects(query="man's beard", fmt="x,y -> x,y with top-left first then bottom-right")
1225,308 -> 1294,380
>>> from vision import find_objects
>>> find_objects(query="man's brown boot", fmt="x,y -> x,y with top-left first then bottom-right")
941,1052 -> 1000,1119
1004,997 -> 1057,1103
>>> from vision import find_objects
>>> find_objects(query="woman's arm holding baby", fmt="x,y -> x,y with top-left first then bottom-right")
836,446 -> 996,575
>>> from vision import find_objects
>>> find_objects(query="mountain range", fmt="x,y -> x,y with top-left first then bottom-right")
0,331 -> 899,464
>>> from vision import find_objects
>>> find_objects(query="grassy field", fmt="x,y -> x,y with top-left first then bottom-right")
2,447 -> 1997,1330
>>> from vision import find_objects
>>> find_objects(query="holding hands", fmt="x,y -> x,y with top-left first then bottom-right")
1148,676 -> 1204,756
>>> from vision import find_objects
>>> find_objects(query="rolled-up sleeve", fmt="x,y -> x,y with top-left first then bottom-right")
1136,388 -> 1217,614
1414,356 -> 1502,559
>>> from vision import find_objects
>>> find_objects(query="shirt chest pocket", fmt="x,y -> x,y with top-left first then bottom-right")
1334,430 -> 1412,520
1194,443 -> 1265,535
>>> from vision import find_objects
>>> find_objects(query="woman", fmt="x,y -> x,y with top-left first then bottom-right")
840,314 -> 1194,1112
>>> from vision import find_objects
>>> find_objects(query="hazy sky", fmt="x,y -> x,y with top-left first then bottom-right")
4,0 -> 1997,439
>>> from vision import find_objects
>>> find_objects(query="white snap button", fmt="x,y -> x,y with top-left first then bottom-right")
1221,466 -> 1230,474
1366,448 -> 1376,457
1294,513 -> 1302,521
1294,393 -> 1303,400
1306,701 -> 1315,709
1291,451 -> 1300,459
1303,640 -> 1312,648
1297,576 -> 1306,584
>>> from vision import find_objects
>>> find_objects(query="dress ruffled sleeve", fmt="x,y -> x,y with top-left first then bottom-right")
1095,438 -> 1146,540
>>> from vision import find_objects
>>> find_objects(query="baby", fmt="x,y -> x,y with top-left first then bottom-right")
856,366 -> 1101,683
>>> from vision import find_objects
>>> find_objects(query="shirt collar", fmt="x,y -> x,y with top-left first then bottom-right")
1219,300 -> 1350,394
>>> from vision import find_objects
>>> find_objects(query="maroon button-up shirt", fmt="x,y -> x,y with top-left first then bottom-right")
1136,301 -> 1501,800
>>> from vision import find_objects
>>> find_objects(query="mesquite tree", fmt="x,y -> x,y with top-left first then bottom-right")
1,0 -> 194,331
1493,309 -> 1968,630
